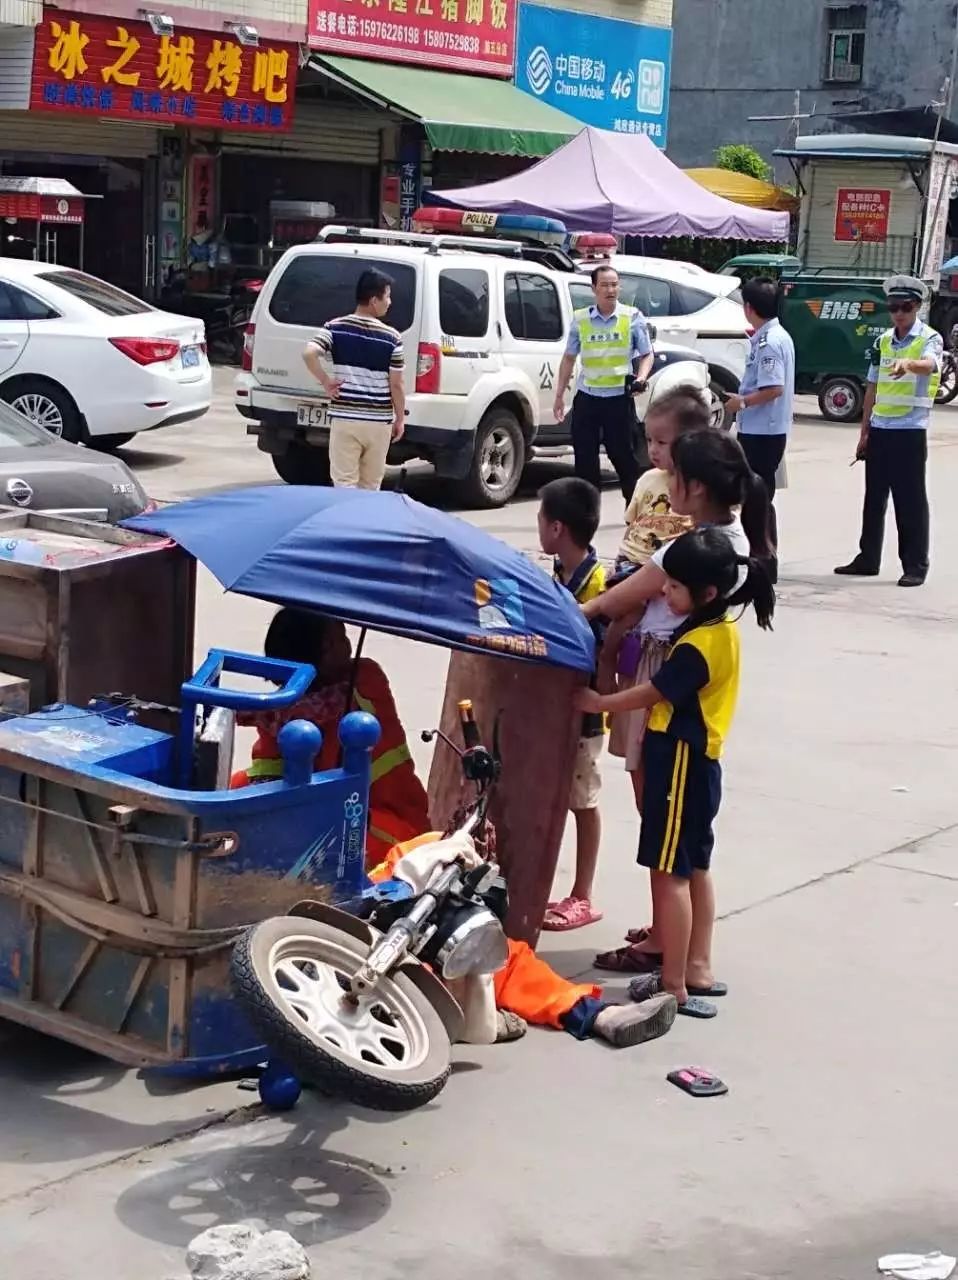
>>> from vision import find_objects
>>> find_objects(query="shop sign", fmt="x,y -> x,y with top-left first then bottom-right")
159,135 -> 185,274
515,4 -> 671,147
399,141 -> 421,232
307,0 -> 516,77
188,154 -> 216,238
834,188 -> 891,243
0,193 -> 84,223
29,11 -> 296,132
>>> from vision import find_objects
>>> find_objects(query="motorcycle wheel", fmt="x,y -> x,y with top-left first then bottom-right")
936,354 -> 958,405
231,916 -> 452,1111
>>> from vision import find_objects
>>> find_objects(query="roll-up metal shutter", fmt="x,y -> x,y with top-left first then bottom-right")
0,111 -> 160,159
801,159 -> 922,274
222,101 -> 384,165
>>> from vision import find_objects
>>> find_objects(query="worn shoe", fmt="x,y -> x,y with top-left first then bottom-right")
495,1010 -> 528,1043
834,558 -> 880,576
593,993 -> 677,1048
898,572 -> 926,587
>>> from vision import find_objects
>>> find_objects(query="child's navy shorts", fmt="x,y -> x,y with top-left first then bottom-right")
637,731 -> 722,878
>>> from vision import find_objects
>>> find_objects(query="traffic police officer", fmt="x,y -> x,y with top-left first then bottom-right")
553,264 -> 654,501
725,276 -> 795,563
835,274 -> 942,587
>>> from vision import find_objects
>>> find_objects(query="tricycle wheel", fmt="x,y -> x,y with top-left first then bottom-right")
818,376 -> 863,423
231,917 -> 452,1112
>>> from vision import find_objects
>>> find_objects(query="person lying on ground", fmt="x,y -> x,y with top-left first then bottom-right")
369,828 -> 678,1049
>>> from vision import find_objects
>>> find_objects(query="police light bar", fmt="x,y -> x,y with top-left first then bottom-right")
567,232 -> 618,259
412,206 -> 568,245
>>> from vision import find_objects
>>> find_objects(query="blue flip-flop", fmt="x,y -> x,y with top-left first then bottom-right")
629,974 -> 720,1019
678,996 -> 718,1019
687,981 -> 728,998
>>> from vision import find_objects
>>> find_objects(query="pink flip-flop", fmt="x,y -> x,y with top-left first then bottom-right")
541,896 -> 604,932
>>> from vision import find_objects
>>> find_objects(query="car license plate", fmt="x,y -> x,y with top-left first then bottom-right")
182,345 -> 201,368
297,404 -> 331,428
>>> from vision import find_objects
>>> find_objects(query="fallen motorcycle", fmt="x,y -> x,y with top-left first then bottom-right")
935,323 -> 958,405
230,703 -> 508,1111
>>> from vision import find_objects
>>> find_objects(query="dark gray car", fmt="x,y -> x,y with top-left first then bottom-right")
0,399 -> 149,522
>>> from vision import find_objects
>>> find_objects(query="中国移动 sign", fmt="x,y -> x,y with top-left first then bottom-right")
516,3 -> 671,146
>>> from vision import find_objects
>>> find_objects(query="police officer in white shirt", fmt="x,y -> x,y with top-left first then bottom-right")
724,277 -> 795,570
835,275 -> 942,587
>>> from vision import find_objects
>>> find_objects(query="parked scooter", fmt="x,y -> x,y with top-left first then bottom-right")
935,324 -> 958,405
231,702 -> 509,1111
160,273 -> 264,365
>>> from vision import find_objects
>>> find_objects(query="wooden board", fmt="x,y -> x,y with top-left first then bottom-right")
428,651 -> 584,946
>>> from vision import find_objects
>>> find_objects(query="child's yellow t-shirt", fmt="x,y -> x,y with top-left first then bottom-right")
619,468 -> 693,566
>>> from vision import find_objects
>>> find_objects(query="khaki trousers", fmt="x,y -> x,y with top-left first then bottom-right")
329,418 -> 392,490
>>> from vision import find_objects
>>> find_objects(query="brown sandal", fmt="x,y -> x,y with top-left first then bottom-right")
594,944 -> 663,973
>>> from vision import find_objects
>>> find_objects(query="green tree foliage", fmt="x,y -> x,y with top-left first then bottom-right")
714,143 -> 773,183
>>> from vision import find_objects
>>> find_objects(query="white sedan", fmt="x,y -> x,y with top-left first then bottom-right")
0,260 -> 211,450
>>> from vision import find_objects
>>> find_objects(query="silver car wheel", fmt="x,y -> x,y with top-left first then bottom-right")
11,392 -> 64,437
479,425 -> 517,493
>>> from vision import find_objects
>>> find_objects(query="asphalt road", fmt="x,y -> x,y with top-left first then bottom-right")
2,369 -> 958,1280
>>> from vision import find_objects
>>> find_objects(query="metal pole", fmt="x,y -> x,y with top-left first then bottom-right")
921,5 -> 958,276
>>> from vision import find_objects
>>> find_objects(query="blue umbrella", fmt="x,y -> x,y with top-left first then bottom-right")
124,486 -> 596,673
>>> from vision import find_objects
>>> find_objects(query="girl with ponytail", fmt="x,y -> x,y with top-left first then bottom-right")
576,526 -> 774,1016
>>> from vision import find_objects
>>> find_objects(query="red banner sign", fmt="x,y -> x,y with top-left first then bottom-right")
30,10 -> 295,132
834,187 -> 891,243
0,193 -> 84,223
307,0 -> 515,76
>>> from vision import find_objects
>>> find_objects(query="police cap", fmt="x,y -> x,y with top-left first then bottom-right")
883,274 -> 926,302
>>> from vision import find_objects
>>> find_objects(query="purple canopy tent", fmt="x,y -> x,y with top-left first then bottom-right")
426,127 -> 789,240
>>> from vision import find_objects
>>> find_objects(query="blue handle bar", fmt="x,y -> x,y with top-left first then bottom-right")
177,649 -> 317,788
181,648 -> 317,713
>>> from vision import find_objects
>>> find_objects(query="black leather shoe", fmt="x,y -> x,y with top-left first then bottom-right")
834,559 -> 880,576
897,573 -> 926,587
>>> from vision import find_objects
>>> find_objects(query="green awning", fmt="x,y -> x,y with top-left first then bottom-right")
313,55 -> 581,157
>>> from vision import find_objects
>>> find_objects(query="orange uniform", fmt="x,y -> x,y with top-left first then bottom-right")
230,657 -> 430,864
369,834 -> 600,1029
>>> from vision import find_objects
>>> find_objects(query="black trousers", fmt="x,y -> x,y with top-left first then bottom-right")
859,427 -> 929,576
571,391 -> 643,501
739,432 -> 787,549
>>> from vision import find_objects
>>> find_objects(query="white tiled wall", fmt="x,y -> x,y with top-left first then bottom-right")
557,0 -> 672,27
159,0 -> 671,37
0,0 -> 41,26
182,0 -> 306,25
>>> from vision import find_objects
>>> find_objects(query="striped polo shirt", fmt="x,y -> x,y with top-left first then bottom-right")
312,314 -> 405,424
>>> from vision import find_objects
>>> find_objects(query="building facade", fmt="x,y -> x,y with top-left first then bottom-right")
0,0 -> 674,296
669,0 -> 958,178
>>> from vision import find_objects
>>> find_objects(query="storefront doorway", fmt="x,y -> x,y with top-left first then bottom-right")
0,155 -> 145,295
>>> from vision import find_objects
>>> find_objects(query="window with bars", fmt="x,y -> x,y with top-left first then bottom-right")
825,5 -> 866,83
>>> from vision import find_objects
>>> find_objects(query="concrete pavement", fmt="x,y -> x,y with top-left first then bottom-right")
1,374 -> 957,1279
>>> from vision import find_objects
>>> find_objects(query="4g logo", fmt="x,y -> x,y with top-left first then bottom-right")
806,300 -> 877,321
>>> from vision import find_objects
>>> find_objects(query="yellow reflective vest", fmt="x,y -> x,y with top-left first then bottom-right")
872,325 -> 940,423
576,307 -> 633,391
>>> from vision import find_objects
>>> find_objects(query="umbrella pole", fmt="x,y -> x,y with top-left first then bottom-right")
340,626 -> 367,765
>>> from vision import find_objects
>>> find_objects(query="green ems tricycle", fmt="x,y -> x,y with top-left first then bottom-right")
720,133 -> 958,421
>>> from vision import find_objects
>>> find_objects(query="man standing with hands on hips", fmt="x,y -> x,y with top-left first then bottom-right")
834,275 -> 941,587
553,265 -> 654,501
724,277 -> 795,577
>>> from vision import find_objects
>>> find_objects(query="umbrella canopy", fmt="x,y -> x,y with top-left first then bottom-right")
426,126 -> 789,240
684,168 -> 799,214
124,487 -> 596,672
